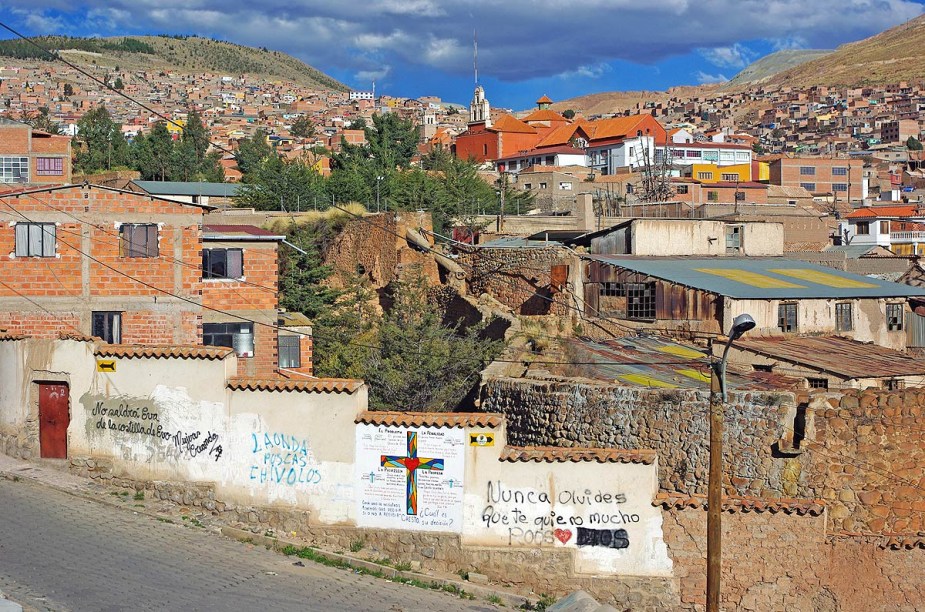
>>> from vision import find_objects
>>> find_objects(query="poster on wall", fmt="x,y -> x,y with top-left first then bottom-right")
355,424 -> 465,533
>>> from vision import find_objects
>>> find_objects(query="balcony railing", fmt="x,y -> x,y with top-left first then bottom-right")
890,231 -> 925,241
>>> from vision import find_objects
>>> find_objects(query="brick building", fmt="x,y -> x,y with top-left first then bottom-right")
0,118 -> 71,185
768,157 -> 865,202
0,184 -> 310,378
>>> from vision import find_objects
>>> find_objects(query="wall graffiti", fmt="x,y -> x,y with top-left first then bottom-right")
480,480 -> 639,547
249,432 -> 322,486
355,425 -> 465,533
90,400 -> 223,461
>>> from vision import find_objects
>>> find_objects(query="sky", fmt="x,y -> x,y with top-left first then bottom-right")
4,1 -> 925,111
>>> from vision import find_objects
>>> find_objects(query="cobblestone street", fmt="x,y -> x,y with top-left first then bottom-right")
0,477 -> 495,612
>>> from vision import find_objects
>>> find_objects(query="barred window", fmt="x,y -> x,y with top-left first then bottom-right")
779,303 -> 798,332
278,335 -> 301,368
625,282 -> 656,320
0,156 -> 29,183
36,157 -> 63,176
887,303 -> 904,331
799,166 -> 816,176
835,302 -> 853,331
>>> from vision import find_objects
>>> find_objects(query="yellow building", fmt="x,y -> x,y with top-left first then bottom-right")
690,162 -> 752,183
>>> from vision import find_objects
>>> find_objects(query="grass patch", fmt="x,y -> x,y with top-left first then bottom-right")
133,491 -> 144,501
488,594 -> 504,606
156,517 -> 174,524
280,545 -> 474,599
521,594 -> 556,611
348,536 -> 366,553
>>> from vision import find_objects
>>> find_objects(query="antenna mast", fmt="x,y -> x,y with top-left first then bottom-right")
474,29 -> 478,86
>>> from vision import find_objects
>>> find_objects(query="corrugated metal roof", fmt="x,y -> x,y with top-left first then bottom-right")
203,224 -> 285,241
735,336 -> 925,379
479,236 -> 562,249
133,181 -> 241,197
551,336 -> 799,391
588,256 -> 925,299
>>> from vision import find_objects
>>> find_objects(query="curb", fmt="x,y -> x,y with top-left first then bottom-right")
221,526 -> 532,609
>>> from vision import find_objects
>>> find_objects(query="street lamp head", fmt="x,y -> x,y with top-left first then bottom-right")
729,313 -> 756,340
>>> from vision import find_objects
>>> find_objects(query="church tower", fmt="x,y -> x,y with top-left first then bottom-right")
468,30 -> 491,127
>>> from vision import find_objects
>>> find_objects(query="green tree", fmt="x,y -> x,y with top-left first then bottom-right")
364,271 -> 501,411
562,109 -> 576,119
290,115 -> 316,139
907,136 -> 923,151
113,77 -> 124,90
279,223 -> 341,321
74,105 -> 130,173
132,121 -> 174,181
234,129 -> 273,178
237,156 -> 325,211
348,117 -> 367,131
365,112 -> 419,173
63,83 -> 74,97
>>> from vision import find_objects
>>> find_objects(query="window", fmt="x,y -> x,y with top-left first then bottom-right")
559,182 -> 573,190
628,146 -> 635,157
703,151 -> 718,161
887,303 -> 904,331
835,302 -> 853,331
725,225 -> 742,253
880,220 -> 890,234
35,157 -> 63,176
539,182 -> 547,189
808,377 -> 829,390
799,166 -> 816,176
676,185 -> 689,194
856,221 -> 870,235
721,173 -> 739,181
203,322 -> 255,356
735,152 -> 750,161
886,379 -> 905,391
92,312 -> 121,344
523,183 -> 532,190
707,190 -> 719,202
832,183 -> 848,192
600,282 -> 622,297
753,364 -> 774,373
626,282 -> 656,320
832,166 -> 848,176
14,222 -> 55,257
800,182 -> 816,192
278,335 -> 301,368
685,150 -> 702,158
120,224 -> 158,258
697,171 -> 714,180
778,303 -> 798,332
202,248 -> 243,279
0,156 -> 29,183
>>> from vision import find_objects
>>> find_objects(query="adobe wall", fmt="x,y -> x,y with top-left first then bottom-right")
458,246 -> 573,316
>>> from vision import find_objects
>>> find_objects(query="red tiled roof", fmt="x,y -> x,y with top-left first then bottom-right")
654,492 -> 826,515
489,114 -> 536,134
0,332 -> 26,341
883,535 -> 925,550
535,121 -> 590,148
587,115 -> 650,141
536,95 -> 554,105
59,331 -> 98,343
844,205 -> 919,219
522,109 -> 566,123
95,345 -> 233,360
229,377 -> 363,393
500,446 -> 656,464
355,411 -> 503,429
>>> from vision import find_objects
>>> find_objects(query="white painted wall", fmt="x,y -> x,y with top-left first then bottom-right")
629,220 -> 783,257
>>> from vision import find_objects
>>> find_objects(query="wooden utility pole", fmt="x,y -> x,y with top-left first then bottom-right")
707,361 -> 723,612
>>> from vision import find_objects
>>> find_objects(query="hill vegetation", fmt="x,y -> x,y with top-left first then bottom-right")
0,35 -> 348,91
763,14 -> 925,89
722,49 -> 833,90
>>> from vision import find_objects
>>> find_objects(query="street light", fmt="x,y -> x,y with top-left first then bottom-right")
707,313 -> 756,612
376,175 -> 383,212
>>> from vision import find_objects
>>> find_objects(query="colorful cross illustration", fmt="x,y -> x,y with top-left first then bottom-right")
380,431 -> 444,515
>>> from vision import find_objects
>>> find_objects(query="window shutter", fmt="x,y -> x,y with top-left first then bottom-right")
202,249 -> 212,278
28,224 -> 43,256
14,224 -> 28,257
227,249 -> 243,278
41,224 -> 55,257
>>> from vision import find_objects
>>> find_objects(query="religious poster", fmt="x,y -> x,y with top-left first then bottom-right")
355,424 -> 465,533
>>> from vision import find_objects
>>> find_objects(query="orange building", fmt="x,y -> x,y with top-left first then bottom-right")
0,118 -> 71,185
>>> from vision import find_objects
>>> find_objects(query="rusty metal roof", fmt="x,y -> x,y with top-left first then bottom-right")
95,345 -> 233,360
355,411 -> 503,429
735,335 -> 925,379
500,446 -> 656,464
546,336 -> 800,391
229,378 -> 363,393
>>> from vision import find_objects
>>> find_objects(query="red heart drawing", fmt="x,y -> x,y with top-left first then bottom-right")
403,458 -> 421,471
554,529 -> 572,544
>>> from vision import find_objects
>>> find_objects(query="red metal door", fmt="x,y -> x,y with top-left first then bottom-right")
38,383 -> 69,459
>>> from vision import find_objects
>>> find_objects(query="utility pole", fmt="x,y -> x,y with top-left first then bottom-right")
707,361 -> 723,612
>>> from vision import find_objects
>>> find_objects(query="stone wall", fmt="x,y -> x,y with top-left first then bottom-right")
458,247 -> 572,316
482,377 -> 796,498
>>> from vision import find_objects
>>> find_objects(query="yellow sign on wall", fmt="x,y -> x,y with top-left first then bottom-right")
96,360 -> 116,372
469,432 -> 495,447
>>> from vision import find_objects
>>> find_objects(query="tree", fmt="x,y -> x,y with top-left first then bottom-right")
562,109 -> 576,120
365,112 -> 419,173
24,107 -> 62,134
348,117 -> 367,131
237,156 -> 325,211
132,121 -> 174,181
113,77 -> 124,90
74,105 -> 130,173
363,271 -> 501,411
234,129 -> 273,178
907,136 -> 923,151
63,83 -> 74,97
290,115 -> 316,139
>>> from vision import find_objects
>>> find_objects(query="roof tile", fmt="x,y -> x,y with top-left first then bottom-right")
229,377 -> 363,393
654,492 -> 826,515
499,446 -> 656,464
95,344 -> 233,360
355,411 -> 503,429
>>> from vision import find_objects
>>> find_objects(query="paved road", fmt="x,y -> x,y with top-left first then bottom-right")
0,478 -> 495,612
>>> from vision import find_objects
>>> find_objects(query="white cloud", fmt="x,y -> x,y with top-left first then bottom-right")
558,63 -> 613,79
699,43 -> 757,69
695,71 -> 729,84
11,9 -> 65,33
356,67 -> 391,83
769,36 -> 810,51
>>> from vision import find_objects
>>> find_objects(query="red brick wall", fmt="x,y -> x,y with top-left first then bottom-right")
0,125 -> 72,185
770,158 -> 863,200
201,243 -> 278,311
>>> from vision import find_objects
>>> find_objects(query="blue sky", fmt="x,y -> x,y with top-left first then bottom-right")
5,1 -> 925,111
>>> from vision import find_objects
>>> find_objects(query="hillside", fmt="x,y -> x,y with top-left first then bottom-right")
763,13 -> 925,89
0,35 -> 348,91
722,49 -> 833,90
549,85 -> 719,117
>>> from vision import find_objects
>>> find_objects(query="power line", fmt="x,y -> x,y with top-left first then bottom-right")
0,20 -> 236,157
